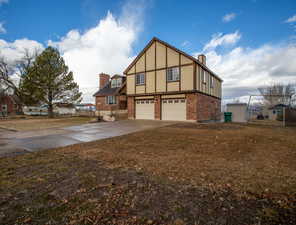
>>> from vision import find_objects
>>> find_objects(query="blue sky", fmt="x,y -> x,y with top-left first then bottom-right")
1,0 -> 296,102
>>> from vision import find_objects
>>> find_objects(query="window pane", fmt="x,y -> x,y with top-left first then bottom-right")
167,67 -> 179,81
136,73 -> 145,85
111,80 -> 116,88
117,78 -> 122,87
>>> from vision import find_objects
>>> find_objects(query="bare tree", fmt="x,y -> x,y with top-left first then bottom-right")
0,49 -> 40,106
258,82 -> 295,106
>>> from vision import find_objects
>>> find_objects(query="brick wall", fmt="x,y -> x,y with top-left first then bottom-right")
95,95 -> 127,111
186,93 -> 197,120
99,73 -> 110,89
196,93 -> 221,121
0,96 -> 16,115
154,95 -> 161,120
126,93 -> 221,121
127,96 -> 135,119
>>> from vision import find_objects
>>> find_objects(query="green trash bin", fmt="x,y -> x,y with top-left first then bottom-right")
224,112 -> 232,122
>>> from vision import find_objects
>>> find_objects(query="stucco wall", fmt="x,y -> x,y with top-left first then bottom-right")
125,39 -> 222,99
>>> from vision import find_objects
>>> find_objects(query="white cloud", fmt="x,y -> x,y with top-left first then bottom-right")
203,31 -> 241,51
0,0 -> 146,103
222,13 -> 236,23
196,32 -> 296,102
0,0 -> 8,6
181,40 -> 190,47
0,22 -> 6,34
285,14 -> 296,23
48,0 -> 147,102
0,38 -> 44,63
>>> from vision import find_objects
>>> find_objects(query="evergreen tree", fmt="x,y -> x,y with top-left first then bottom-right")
25,47 -> 82,117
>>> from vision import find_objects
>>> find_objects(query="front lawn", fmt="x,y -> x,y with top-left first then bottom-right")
0,123 -> 295,224
0,116 -> 93,131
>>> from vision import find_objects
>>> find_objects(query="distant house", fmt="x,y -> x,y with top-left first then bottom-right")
23,105 -> 48,116
0,95 -> 22,116
75,103 -> 95,111
226,103 -> 248,122
93,74 -> 127,117
23,103 -> 76,116
53,103 -> 76,115
268,104 -> 288,120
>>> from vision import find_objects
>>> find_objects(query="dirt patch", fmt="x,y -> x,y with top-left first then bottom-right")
1,152 -> 295,225
170,122 -> 245,130
0,122 -> 296,224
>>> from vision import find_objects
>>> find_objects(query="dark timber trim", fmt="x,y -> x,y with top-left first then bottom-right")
179,53 -> 181,91
144,51 -> 146,94
165,46 -> 168,92
134,64 -> 136,94
155,42 -> 157,93
126,63 -> 194,76
193,63 -> 196,90
123,37 -> 223,82
127,90 -> 222,100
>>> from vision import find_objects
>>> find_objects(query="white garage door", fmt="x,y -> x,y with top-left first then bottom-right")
135,99 -> 154,120
162,98 -> 186,121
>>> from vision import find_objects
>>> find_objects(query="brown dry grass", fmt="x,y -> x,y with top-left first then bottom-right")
1,122 -> 296,224
74,123 -> 296,195
0,116 -> 92,131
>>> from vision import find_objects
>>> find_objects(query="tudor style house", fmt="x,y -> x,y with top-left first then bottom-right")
93,73 -> 127,116
124,37 -> 222,121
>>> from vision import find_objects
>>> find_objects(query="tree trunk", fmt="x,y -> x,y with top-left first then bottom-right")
48,91 -> 53,118
48,103 -> 53,118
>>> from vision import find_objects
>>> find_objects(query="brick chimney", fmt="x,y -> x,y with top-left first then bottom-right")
198,54 -> 206,65
99,73 -> 110,89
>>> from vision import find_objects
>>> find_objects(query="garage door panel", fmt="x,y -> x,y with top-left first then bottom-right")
162,98 -> 186,121
136,100 -> 154,120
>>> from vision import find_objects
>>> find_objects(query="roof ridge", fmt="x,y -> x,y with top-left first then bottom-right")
123,37 -> 223,82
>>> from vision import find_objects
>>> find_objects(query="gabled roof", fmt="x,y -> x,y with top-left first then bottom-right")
123,37 -> 223,82
111,74 -> 125,79
93,76 -> 126,97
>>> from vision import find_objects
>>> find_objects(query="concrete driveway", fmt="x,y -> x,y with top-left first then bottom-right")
0,120 -> 174,157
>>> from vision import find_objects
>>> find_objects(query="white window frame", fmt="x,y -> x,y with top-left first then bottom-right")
136,73 -> 145,85
116,78 -> 122,87
106,96 -> 116,104
167,67 -> 180,82
111,79 -> 117,88
203,71 -> 207,84
111,78 -> 122,88
210,76 -> 214,88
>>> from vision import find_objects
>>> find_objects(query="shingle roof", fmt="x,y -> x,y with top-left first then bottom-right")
93,76 -> 126,97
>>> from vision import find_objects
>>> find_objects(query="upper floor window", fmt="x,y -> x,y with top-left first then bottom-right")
167,67 -> 180,82
111,78 -> 122,88
136,73 -> 145,85
106,96 -> 116,104
210,76 -> 214,88
201,69 -> 206,84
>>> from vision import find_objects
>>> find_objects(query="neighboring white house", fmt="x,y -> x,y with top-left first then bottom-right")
23,103 -> 76,116
53,103 -> 76,115
23,105 -> 48,116
226,103 -> 248,122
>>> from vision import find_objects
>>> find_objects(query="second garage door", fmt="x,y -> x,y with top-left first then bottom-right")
135,99 -> 154,120
162,98 -> 186,121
